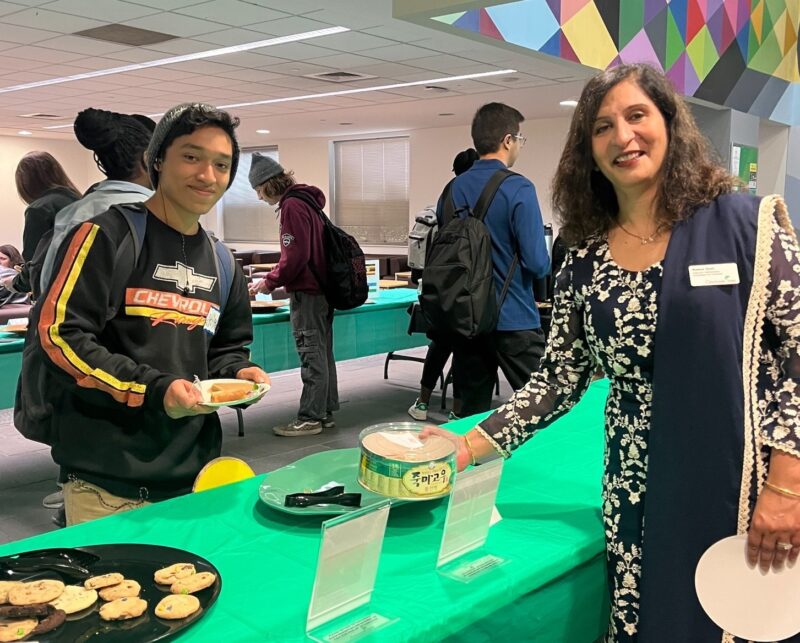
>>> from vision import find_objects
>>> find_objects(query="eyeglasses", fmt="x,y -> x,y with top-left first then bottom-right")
511,133 -> 526,147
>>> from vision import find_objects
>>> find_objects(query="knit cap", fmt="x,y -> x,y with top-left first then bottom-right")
146,103 -> 240,190
248,152 -> 284,189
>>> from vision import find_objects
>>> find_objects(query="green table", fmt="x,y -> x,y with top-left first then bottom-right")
0,337 -> 23,407
0,380 -> 610,642
0,290 -> 426,409
249,289 -> 427,372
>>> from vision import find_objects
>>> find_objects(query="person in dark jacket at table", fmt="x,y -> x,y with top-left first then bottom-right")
35,103 -> 269,526
248,153 -> 339,437
3,152 -> 81,299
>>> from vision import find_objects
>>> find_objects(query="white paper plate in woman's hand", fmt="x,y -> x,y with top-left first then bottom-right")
695,534 -> 800,641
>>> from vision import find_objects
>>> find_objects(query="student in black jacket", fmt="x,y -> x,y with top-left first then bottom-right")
4,152 -> 81,298
36,104 -> 269,526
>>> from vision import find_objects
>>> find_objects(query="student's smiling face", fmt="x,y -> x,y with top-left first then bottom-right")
156,125 -> 233,217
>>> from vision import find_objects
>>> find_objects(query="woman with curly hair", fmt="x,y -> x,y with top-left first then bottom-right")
425,63 -> 800,642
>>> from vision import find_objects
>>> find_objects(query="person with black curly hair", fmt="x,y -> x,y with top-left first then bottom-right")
39,108 -> 156,293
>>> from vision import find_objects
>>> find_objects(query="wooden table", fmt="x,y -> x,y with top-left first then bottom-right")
246,262 -> 277,274
379,279 -> 413,290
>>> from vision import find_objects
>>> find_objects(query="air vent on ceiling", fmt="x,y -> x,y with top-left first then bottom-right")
73,24 -> 176,46
20,113 -> 63,120
305,71 -> 376,83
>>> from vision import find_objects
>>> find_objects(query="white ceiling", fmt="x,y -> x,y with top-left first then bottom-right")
0,0 -> 593,145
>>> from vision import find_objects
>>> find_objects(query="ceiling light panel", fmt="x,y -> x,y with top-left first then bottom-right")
245,15 -> 334,38
0,26 -> 349,95
219,70 -> 517,109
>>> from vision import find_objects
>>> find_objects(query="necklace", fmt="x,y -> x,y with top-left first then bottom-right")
617,221 -> 664,245
162,197 -> 191,295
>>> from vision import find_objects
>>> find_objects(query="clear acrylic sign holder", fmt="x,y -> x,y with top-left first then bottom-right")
306,501 -> 397,642
436,458 -> 507,583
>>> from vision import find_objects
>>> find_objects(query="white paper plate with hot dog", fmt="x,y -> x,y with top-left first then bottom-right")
194,378 -> 271,407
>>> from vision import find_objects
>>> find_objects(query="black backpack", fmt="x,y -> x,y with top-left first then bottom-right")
14,204 -> 235,446
287,192 -> 368,311
420,169 -> 518,339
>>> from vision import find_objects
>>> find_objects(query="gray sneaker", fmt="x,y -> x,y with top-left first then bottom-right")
322,414 -> 335,429
42,490 -> 64,509
273,419 -> 322,437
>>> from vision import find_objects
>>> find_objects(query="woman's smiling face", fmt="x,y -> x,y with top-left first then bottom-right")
591,77 -> 669,199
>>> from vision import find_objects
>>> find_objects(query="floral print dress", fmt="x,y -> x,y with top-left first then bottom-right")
476,220 -> 800,642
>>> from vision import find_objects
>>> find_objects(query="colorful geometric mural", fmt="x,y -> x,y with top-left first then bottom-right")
432,0 -> 800,125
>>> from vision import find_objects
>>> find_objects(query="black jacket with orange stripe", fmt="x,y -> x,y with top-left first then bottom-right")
37,207 -> 255,500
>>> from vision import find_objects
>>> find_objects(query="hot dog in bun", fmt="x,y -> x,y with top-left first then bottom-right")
209,382 -> 255,403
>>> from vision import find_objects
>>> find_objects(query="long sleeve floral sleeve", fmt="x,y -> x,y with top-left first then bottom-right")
477,250 -> 597,456
761,220 -> 800,456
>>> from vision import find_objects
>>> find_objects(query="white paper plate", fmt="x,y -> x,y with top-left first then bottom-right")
695,534 -> 800,641
195,378 -> 270,408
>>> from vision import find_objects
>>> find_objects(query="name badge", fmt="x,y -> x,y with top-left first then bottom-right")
688,263 -> 740,287
204,305 -> 220,335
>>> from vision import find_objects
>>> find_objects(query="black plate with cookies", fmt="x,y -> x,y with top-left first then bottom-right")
0,544 -> 221,642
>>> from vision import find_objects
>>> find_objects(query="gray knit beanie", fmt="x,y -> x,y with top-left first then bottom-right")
146,102 -> 240,190
248,152 -> 284,189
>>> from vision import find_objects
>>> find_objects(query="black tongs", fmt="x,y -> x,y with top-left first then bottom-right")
284,485 -> 362,508
0,548 -> 98,581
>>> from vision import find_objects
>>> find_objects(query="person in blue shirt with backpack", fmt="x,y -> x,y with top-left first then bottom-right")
27,103 -> 268,526
426,102 -> 550,417
408,148 -> 478,422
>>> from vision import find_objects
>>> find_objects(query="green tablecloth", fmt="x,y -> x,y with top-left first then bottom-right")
0,380 -> 610,642
0,289 -> 426,409
249,289 -> 427,371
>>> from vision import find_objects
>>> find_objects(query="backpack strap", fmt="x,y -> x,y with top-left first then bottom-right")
109,204 -> 147,314
472,169 -> 520,310
440,177 -> 457,225
206,231 -> 235,315
109,203 -> 234,315
473,169 -> 516,223
285,190 -> 327,223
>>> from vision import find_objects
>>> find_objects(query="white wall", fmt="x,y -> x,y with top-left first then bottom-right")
1,116 -> 574,256
757,120 -> 789,196
0,136 -> 103,251
223,115 -> 572,253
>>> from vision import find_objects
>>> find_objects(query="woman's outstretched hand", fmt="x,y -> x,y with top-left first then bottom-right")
420,425 -> 472,471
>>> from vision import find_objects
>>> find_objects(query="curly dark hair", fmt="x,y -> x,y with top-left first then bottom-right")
74,108 -> 154,182
551,64 -> 738,245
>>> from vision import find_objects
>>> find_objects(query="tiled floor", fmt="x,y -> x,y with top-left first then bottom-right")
0,348 -> 513,546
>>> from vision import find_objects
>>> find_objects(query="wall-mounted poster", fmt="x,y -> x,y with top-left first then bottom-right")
365,259 -> 380,298
731,144 -> 758,195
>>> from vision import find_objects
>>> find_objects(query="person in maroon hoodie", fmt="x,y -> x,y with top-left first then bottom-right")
248,153 -> 339,436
